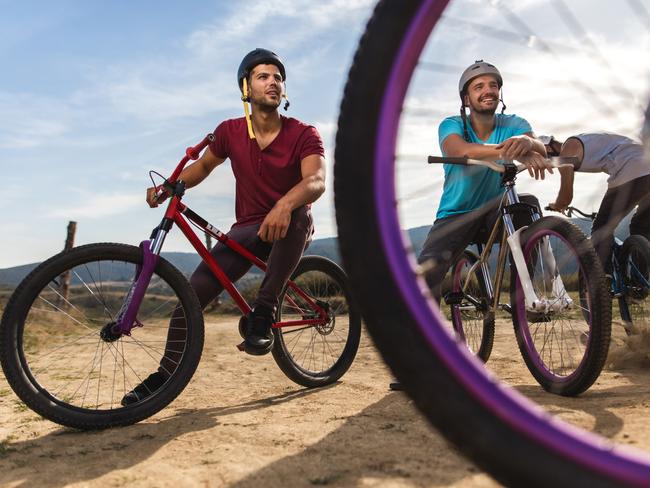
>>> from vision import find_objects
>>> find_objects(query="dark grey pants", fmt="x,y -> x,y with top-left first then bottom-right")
189,206 -> 313,311
418,194 -> 540,301
160,206 -> 313,374
591,174 -> 650,273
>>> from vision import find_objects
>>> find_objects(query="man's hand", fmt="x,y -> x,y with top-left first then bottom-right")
518,152 -> 554,180
258,202 -> 292,242
547,201 -> 568,213
146,186 -> 169,208
495,135 -> 534,161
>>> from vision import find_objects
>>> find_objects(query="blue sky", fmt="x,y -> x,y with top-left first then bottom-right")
2,0 -> 649,268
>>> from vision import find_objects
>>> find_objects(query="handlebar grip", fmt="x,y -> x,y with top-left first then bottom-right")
185,133 -> 216,160
427,156 -> 468,165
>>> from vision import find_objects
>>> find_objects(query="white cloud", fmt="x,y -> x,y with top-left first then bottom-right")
47,192 -> 141,219
0,93 -> 71,149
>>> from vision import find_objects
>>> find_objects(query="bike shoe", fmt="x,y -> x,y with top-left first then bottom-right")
121,371 -> 167,406
243,306 -> 275,356
238,315 -> 247,340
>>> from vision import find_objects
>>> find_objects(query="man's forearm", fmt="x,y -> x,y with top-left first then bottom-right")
177,163 -> 211,189
452,143 -> 501,161
276,175 -> 325,211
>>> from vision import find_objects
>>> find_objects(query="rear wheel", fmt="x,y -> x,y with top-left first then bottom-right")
510,217 -> 611,396
448,250 -> 494,361
620,235 -> 650,332
0,243 -> 204,429
272,256 -> 361,387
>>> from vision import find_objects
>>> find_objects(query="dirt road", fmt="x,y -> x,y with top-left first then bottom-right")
1,316 -> 649,487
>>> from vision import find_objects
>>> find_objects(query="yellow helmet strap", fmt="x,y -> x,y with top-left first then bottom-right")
241,78 -> 255,139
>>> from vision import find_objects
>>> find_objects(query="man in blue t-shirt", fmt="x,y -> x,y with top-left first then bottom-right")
390,61 -> 550,392
419,60 -> 549,300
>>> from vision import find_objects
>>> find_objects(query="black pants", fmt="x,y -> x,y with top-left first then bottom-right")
591,174 -> 650,273
418,194 -> 540,302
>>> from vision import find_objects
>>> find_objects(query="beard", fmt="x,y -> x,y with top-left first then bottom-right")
468,97 -> 498,115
250,91 -> 282,112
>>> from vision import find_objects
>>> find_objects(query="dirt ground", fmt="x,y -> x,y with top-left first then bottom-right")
1,315 -> 649,488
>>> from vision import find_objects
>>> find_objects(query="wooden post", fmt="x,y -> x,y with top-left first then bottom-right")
205,232 -> 212,250
59,221 -> 77,304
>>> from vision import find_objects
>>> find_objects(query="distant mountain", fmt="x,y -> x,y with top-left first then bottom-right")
0,215 -> 634,287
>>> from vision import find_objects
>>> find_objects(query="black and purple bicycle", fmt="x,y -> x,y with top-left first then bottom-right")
334,0 -> 650,486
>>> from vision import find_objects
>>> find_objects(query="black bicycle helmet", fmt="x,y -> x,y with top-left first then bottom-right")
237,48 -> 286,92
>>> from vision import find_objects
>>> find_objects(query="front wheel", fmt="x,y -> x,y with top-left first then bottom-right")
510,217 -> 611,396
619,235 -> 650,331
448,250 -> 494,362
272,256 -> 361,387
0,243 -> 204,429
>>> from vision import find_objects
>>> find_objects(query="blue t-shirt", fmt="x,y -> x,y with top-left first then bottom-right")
436,114 -> 532,219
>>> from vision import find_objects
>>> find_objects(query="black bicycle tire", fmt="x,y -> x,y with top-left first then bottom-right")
510,217 -> 611,396
334,0 -> 649,485
619,234 -> 650,328
0,243 -> 204,429
272,255 -> 361,387
449,249 -> 494,362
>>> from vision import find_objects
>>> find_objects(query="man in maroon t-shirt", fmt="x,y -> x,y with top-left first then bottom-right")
122,49 -> 326,406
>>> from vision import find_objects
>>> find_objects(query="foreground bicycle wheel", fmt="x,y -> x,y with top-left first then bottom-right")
334,0 -> 650,485
272,256 -> 361,387
510,217 -> 611,396
620,235 -> 650,331
449,250 -> 494,362
0,243 -> 204,429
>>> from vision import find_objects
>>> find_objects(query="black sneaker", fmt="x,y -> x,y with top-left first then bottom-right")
243,306 -> 275,356
121,371 -> 167,406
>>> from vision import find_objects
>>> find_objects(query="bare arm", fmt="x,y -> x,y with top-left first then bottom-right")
258,154 -> 326,242
547,137 -> 582,211
443,132 -> 552,180
441,133 -> 502,160
548,164 -> 575,211
146,147 -> 226,207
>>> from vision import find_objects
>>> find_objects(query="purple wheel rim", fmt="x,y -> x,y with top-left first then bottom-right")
372,0 -> 650,484
514,228 -> 589,384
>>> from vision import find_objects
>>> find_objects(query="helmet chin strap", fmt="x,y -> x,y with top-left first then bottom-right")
499,87 -> 506,114
241,78 -> 256,139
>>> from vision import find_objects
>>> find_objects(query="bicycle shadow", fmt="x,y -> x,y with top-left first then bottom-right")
0,390 -> 487,488
0,386 -> 331,488
226,393 -> 483,488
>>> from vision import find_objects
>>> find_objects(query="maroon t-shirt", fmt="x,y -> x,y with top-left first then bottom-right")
208,116 -> 324,227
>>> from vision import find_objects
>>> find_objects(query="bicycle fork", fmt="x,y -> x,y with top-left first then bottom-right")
107,222 -> 168,338
502,189 -> 573,314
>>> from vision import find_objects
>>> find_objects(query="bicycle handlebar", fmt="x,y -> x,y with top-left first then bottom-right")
427,156 -> 579,173
545,205 -> 597,220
